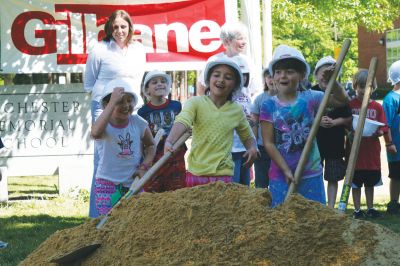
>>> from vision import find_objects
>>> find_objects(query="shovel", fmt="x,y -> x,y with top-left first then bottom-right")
285,39 -> 351,201
337,57 -> 378,212
50,131 -> 191,265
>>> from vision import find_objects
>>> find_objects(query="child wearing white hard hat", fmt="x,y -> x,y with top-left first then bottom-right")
138,70 -> 187,192
165,58 -> 258,187
383,60 -> 400,215
91,78 -> 156,215
311,56 -> 352,208
349,69 -> 394,218
259,45 -> 349,207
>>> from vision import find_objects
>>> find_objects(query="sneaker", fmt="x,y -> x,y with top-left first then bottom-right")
353,209 -> 366,219
366,208 -> 381,218
386,200 -> 400,215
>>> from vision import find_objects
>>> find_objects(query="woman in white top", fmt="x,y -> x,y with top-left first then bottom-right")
196,21 -> 261,98
84,9 -> 146,218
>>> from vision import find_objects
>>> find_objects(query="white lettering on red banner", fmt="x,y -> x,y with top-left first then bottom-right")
1,0 -> 227,73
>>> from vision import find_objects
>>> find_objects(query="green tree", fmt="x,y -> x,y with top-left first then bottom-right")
271,0 -> 400,82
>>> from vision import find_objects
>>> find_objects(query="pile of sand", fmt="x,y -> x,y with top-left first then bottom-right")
22,182 -> 400,265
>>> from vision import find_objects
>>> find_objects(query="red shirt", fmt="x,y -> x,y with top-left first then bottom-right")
349,98 -> 388,170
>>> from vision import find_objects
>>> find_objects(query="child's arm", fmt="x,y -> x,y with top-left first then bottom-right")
164,122 -> 188,153
320,116 -> 352,128
261,120 -> 295,184
322,65 -> 349,107
250,113 -> 259,140
137,127 -> 156,177
91,87 -> 124,139
242,137 -> 258,167
383,129 -> 397,154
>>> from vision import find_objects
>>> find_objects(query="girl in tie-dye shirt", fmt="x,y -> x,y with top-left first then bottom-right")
259,45 -> 349,207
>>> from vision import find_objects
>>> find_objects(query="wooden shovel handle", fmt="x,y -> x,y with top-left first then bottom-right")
338,57 -> 378,212
285,39 -> 351,201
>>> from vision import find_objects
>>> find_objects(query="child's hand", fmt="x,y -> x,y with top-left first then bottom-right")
372,129 -> 383,138
270,80 -> 279,96
109,87 -> 125,106
242,146 -> 258,167
320,116 -> 334,128
321,64 -> 335,82
386,144 -> 397,155
283,170 -> 295,184
135,169 -> 146,178
164,140 -> 174,154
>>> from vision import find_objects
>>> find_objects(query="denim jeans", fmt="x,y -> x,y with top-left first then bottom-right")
89,100 -> 102,218
269,175 -> 326,207
232,151 -> 250,186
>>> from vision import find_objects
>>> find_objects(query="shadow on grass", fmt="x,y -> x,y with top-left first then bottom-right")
0,215 -> 88,266
8,189 -> 59,195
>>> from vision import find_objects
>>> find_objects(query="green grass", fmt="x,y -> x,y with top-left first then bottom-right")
0,176 -> 400,265
0,176 -> 89,266
343,202 -> 400,234
7,175 -> 59,198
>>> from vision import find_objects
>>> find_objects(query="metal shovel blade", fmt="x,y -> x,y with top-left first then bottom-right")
49,243 -> 101,264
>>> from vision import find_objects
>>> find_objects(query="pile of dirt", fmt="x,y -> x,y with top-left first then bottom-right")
22,182 -> 400,265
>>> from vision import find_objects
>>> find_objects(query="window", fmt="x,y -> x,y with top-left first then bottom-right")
386,29 -> 400,74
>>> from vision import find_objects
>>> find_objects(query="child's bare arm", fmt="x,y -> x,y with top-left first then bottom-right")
261,121 -> 295,184
322,65 -> 349,107
320,116 -> 352,128
242,137 -> 258,167
136,127 -> 156,177
164,122 -> 188,153
142,127 -> 156,166
250,113 -> 259,140
383,129 -> 397,154
91,87 -> 124,139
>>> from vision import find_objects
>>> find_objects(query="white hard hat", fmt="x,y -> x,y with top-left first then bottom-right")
388,60 -> 400,86
204,57 -> 243,92
268,44 -> 310,78
101,78 -> 139,108
314,56 -> 336,76
142,70 -> 172,99
230,55 -> 250,74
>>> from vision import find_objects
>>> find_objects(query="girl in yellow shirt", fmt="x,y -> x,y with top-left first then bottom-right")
165,58 -> 257,187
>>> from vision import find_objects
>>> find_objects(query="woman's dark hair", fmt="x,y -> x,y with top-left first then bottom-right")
103,10 -> 134,45
204,64 -> 241,101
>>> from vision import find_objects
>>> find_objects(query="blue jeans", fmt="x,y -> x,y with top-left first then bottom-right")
269,175 -> 326,208
254,145 -> 270,188
89,100 -> 102,218
232,151 -> 250,186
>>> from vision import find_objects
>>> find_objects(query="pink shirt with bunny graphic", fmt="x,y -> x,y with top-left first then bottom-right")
96,115 -> 148,186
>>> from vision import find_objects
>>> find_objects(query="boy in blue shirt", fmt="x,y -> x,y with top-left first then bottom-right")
383,60 -> 400,215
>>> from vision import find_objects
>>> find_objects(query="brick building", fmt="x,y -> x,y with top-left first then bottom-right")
358,18 -> 400,87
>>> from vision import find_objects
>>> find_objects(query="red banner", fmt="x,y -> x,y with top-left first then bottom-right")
1,0 -> 228,73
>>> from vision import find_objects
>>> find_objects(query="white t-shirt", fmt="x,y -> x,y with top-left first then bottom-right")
84,39 -> 146,103
251,91 -> 271,146
95,115 -> 148,186
232,90 -> 254,152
